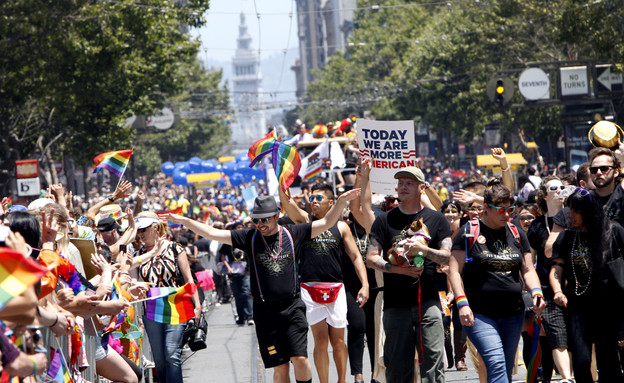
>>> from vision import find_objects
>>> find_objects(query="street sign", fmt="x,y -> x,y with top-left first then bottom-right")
518,68 -> 550,100
17,178 -> 41,197
596,64 -> 623,93
560,66 -> 589,97
15,159 -> 39,179
146,107 -> 175,130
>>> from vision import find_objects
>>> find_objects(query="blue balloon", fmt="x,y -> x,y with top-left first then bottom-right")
235,152 -> 249,162
161,161 -> 175,176
188,157 -> 202,173
172,170 -> 188,186
230,173 -> 244,187
236,159 -> 251,170
201,160 -> 216,173
175,161 -> 191,173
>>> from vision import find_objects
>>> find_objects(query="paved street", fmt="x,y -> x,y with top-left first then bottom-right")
182,302 -> 563,383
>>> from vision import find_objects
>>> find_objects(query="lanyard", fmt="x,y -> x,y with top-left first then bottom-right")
250,226 -> 297,302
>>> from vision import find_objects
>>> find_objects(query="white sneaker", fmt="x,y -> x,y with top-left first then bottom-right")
142,356 -> 155,369
246,319 -> 255,326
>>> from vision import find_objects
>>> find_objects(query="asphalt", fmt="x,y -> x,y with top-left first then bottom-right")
181,301 -> 566,383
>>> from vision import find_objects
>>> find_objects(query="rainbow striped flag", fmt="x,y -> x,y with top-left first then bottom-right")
47,348 -> 73,383
248,132 -> 301,194
145,283 -> 197,324
0,248 -> 47,311
93,149 -> 133,178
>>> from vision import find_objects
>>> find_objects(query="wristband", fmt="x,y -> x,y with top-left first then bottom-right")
531,288 -> 543,298
501,166 -> 510,172
28,356 -> 37,375
455,295 -> 469,308
107,195 -> 115,202
50,313 -> 59,328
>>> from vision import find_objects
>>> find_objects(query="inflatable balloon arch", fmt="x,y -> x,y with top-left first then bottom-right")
161,153 -> 265,188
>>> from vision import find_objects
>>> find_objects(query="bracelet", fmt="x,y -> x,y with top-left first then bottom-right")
28,356 -> 37,376
455,295 -> 469,308
531,288 -> 543,298
50,313 -> 59,328
501,166 -> 510,172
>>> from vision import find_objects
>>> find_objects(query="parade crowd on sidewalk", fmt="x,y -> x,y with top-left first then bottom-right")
1,119 -> 624,383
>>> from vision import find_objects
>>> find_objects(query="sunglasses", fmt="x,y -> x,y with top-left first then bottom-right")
573,187 -> 593,201
518,215 -> 535,221
548,185 -> 565,191
589,165 -> 613,174
109,323 -> 143,340
487,203 -> 516,214
252,217 -> 271,224
137,226 -> 149,233
308,195 -> 324,202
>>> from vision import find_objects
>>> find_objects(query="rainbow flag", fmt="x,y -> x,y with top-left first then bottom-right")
47,348 -> 73,383
145,283 -> 197,324
248,132 -> 301,194
0,248 -> 47,311
526,317 -> 542,383
93,149 -> 133,178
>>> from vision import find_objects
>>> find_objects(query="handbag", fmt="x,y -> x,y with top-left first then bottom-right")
301,282 -> 343,304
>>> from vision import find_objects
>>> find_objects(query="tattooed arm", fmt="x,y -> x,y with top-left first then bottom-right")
404,236 -> 452,265
366,237 -> 422,279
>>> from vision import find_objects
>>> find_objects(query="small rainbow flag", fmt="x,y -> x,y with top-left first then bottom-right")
0,248 -> 47,311
145,283 -> 197,324
47,348 -> 73,383
93,149 -> 133,178
248,132 -> 301,194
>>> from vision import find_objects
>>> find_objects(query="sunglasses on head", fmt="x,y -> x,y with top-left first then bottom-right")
589,165 -> 614,174
487,203 -> 515,214
252,217 -> 271,224
308,195 -> 324,202
548,185 -> 565,191
573,187 -> 593,201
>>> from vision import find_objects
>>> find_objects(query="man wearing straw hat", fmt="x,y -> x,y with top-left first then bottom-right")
165,189 -> 360,383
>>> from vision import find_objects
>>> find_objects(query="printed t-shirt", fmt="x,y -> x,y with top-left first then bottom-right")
298,223 -> 343,283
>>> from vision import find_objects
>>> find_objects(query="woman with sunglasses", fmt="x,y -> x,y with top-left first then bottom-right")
132,211 -> 201,383
526,176 -> 575,383
449,184 -> 545,382
550,188 -> 624,383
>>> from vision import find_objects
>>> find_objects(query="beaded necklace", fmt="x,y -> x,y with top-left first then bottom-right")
571,231 -> 592,296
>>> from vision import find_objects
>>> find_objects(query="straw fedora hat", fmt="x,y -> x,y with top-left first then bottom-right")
588,120 -> 624,150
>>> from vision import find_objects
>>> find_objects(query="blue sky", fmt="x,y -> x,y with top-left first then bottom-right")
191,0 -> 298,63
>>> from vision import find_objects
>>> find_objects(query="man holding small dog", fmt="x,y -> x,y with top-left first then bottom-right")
367,166 -> 452,383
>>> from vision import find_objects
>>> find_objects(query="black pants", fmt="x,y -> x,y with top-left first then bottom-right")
345,288 -> 379,376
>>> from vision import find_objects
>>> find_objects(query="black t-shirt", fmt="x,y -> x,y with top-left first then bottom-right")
299,223 -> 344,283
553,207 -> 571,229
231,223 -> 312,302
552,225 -> 624,310
527,214 -> 555,297
452,221 -> 530,318
370,207 -> 452,309
604,185 -> 624,225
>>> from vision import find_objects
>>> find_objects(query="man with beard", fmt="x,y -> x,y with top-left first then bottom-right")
588,147 -> 624,223
165,190 -> 360,383
279,183 -> 369,383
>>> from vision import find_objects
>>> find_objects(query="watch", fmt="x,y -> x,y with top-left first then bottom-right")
425,182 -> 430,189
107,195 -> 115,202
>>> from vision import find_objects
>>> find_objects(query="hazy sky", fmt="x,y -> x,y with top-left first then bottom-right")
191,0 -> 298,63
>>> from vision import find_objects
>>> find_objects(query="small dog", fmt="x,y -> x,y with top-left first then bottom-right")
388,218 -> 431,266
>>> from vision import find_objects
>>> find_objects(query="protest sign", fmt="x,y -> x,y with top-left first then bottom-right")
357,120 -> 417,194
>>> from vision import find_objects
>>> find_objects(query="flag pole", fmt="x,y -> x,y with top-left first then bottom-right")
113,149 -> 133,191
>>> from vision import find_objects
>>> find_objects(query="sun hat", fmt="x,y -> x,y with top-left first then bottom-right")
250,196 -> 280,219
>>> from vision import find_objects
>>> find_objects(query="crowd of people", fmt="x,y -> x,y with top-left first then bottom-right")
1,120 -> 624,383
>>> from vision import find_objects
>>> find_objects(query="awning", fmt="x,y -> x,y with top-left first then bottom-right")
476,153 -> 528,167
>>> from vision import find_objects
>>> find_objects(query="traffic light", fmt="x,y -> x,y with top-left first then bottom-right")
495,78 -> 505,105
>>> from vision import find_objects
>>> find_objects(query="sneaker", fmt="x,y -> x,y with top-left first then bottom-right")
246,319 -> 255,326
455,359 -> 468,371
142,356 -> 155,369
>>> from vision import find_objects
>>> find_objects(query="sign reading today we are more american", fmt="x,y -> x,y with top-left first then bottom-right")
357,120 -> 416,195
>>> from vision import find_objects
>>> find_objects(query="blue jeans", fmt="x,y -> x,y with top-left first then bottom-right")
230,274 -> 253,322
463,313 -> 524,383
143,317 -> 186,383
383,300 -> 445,383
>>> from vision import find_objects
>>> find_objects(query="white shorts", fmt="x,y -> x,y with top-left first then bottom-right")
300,282 -> 348,328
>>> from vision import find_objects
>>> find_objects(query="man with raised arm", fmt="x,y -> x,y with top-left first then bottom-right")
366,166 -> 452,383
165,190 -> 360,383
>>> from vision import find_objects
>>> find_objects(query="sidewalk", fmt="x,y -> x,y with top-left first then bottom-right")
181,302 -> 562,382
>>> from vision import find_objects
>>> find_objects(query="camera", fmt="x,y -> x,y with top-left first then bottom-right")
179,316 -> 207,352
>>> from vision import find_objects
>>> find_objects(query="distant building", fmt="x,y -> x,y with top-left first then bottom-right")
292,0 -> 356,97
231,13 -> 267,152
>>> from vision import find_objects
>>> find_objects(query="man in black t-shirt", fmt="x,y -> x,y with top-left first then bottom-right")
367,166 -> 452,383
166,191 -> 360,383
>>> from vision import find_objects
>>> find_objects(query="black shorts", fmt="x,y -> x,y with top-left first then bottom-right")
541,298 -> 568,349
253,298 -> 309,368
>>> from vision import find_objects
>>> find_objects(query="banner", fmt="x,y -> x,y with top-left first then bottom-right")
299,139 -> 330,181
357,120 -> 417,195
